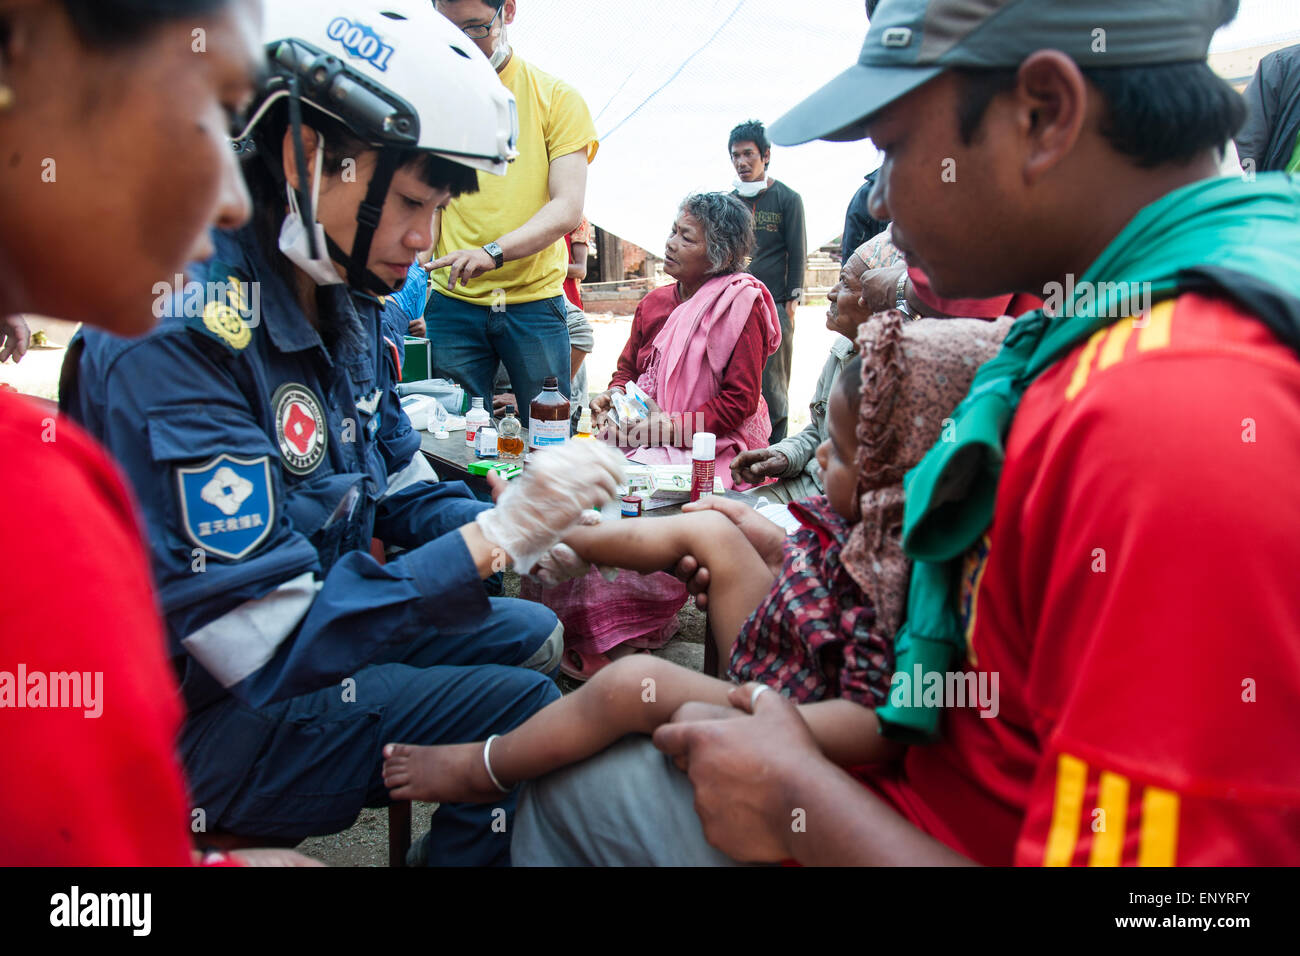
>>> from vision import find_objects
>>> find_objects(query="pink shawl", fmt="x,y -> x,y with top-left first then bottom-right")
627,272 -> 781,486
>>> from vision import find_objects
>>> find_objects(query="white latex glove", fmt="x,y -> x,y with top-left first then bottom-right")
527,512 -> 600,587
476,441 -> 626,573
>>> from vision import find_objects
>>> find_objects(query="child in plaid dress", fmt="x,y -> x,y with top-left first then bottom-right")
383,312 -> 1011,803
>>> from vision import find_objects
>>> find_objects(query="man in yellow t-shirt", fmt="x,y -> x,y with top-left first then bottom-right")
427,0 -> 598,409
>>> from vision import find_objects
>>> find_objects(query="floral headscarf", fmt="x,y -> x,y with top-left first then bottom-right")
839,310 -> 1013,641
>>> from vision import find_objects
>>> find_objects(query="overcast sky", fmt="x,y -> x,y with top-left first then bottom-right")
514,0 -> 1300,254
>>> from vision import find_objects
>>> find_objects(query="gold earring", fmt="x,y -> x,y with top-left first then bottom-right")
0,85 -> 13,112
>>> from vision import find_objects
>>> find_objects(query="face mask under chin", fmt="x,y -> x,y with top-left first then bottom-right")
733,177 -> 767,198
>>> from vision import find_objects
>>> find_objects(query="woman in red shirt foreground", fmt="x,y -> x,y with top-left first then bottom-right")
0,0 -> 311,865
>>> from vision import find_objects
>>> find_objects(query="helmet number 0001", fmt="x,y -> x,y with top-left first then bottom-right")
327,17 -> 395,72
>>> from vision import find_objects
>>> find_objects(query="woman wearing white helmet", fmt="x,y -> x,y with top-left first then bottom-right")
62,0 -> 624,866
234,0 -> 518,298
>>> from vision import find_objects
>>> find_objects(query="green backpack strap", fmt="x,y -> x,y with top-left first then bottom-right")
1285,127 -> 1300,175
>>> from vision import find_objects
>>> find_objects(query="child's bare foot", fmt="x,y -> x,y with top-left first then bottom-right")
382,741 -> 505,804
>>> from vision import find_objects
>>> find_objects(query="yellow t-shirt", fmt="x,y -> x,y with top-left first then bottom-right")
432,55 -> 598,306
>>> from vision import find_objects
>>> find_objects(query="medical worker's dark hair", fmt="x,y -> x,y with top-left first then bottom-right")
59,0 -> 230,48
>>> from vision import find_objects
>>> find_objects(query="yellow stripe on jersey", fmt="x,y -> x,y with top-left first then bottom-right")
1137,786 -> 1180,866
1137,299 -> 1176,353
1064,300 -> 1178,402
1043,754 -> 1088,866
1098,318 -> 1135,371
1064,329 -> 1108,402
1088,772 -> 1130,867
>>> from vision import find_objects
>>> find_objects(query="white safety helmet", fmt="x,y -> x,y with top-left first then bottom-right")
234,0 -> 519,293
241,0 -> 518,174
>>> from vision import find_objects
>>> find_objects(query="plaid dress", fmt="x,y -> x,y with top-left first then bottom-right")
728,496 -> 893,707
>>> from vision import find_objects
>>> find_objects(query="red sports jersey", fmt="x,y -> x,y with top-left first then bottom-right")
866,293 -> 1300,865
0,391 -> 194,865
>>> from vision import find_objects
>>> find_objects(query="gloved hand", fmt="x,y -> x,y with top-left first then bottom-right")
529,543 -> 589,587
527,512 -> 599,587
476,440 -> 626,573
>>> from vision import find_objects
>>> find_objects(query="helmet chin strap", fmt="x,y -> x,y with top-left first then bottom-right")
280,62 -> 405,298
287,74 -> 320,260
325,148 -> 403,297
284,76 -> 402,298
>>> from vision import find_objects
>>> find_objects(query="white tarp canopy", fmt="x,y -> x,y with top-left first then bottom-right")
510,0 -> 1300,257
1211,0 -> 1300,53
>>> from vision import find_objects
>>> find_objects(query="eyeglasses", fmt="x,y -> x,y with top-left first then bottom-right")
460,5 -> 503,40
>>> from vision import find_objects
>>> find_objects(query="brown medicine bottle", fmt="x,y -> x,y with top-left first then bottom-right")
528,376 -> 571,450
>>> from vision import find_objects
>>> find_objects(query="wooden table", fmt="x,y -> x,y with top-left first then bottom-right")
420,426 -> 759,515
419,426 -> 518,497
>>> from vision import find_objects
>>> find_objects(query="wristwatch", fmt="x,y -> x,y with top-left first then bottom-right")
895,270 -> 915,319
482,241 -> 505,269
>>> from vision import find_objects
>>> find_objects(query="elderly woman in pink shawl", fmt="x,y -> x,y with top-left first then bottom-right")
589,193 -> 782,485
534,194 -> 780,681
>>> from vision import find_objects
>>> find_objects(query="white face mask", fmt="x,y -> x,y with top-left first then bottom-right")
489,22 -> 511,70
733,177 -> 767,198
279,137 -> 343,287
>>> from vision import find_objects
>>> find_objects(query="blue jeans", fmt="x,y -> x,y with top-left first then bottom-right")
425,291 -> 572,409
182,597 -> 563,866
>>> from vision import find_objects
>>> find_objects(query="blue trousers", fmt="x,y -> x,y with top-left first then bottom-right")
425,291 -> 572,409
182,596 -> 562,866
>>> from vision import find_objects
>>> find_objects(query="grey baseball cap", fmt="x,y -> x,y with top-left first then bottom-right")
769,0 -> 1240,145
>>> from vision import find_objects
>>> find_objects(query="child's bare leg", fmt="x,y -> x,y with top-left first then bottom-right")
383,656 -> 734,804
564,510 -> 775,657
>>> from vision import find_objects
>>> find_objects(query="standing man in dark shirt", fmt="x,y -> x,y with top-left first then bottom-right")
729,120 -> 807,443
840,168 -> 890,265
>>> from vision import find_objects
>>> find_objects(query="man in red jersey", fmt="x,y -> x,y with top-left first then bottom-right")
511,0 -> 1300,866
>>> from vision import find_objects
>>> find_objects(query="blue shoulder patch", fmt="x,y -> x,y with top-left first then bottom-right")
177,454 -> 275,560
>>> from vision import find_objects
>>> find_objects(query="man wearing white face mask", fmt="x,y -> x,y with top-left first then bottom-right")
729,119 -> 807,444
426,0 -> 598,416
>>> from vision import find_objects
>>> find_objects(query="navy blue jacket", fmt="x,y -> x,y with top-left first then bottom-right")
63,226 -> 491,710
841,170 -> 890,266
